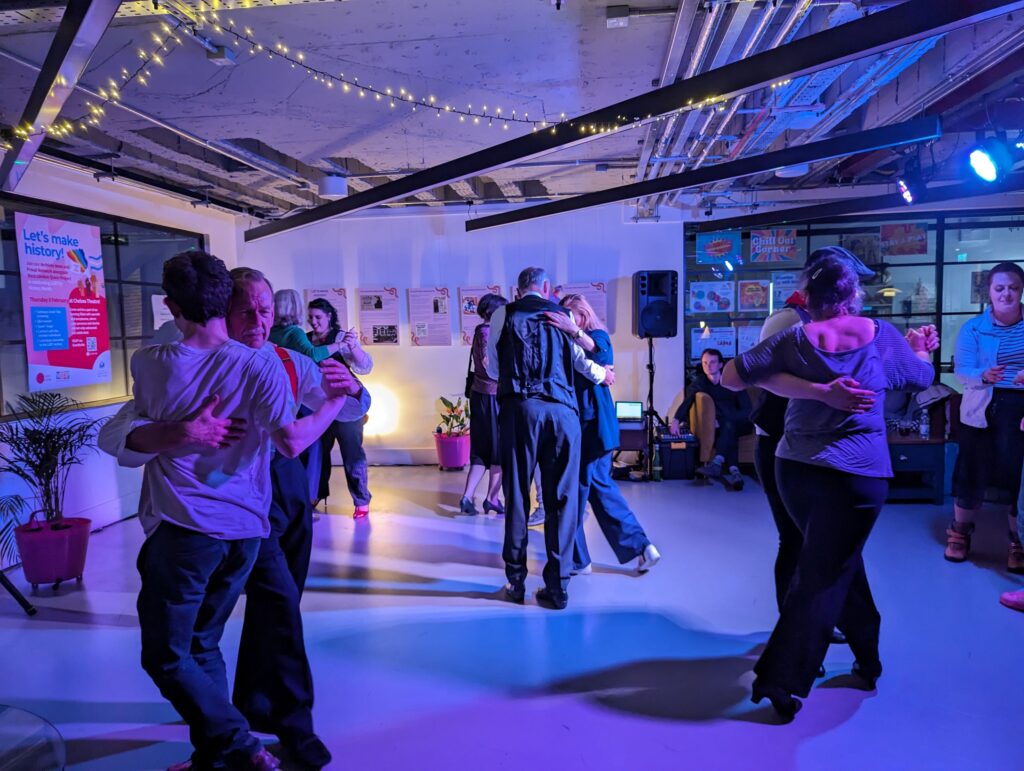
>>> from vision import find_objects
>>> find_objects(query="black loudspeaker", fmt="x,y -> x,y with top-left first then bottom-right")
632,270 -> 678,338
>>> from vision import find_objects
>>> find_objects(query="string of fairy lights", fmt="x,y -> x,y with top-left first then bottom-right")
11,21 -> 185,141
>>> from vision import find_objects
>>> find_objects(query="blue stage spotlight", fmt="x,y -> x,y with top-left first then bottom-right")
968,138 -> 1015,183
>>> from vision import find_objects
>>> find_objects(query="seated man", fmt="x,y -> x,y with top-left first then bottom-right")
99,251 -> 361,771
671,348 -> 752,490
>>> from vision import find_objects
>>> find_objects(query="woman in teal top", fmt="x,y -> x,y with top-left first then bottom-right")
545,294 -> 661,575
270,288 -> 345,361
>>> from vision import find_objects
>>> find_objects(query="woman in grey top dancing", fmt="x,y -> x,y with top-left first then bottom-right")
723,253 -> 938,720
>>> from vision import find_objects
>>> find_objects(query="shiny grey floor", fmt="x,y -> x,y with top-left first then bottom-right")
0,466 -> 1019,770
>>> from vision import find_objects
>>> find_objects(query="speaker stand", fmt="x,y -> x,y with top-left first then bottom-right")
0,570 -> 36,617
639,336 -> 667,481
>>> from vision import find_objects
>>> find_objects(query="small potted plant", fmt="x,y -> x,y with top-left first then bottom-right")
0,393 -> 104,590
434,396 -> 471,471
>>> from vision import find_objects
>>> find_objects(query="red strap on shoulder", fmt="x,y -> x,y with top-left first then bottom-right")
273,345 -> 300,402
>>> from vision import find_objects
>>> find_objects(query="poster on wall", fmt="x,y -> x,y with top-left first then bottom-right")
695,231 -> 742,264
556,281 -> 609,325
16,212 -> 111,392
750,229 -> 798,263
150,294 -> 174,327
840,232 -> 882,266
689,280 -> 735,313
459,285 -> 502,344
771,271 -> 800,308
738,325 -> 763,353
690,326 -> 736,360
737,280 -> 771,312
880,223 -> 928,256
408,287 -> 452,346
358,287 -> 400,345
304,288 -> 349,329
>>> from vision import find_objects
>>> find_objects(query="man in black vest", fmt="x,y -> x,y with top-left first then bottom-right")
485,267 -> 614,609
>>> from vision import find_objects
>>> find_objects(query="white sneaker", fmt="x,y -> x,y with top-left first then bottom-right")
571,563 -> 592,575
637,544 -> 661,573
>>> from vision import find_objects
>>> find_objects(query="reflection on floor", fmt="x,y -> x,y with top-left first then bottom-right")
0,466 -> 1020,770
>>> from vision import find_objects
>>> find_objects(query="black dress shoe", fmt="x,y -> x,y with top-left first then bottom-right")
816,665 -> 826,678
751,679 -> 802,721
830,628 -> 847,645
851,660 -> 882,690
502,583 -> 525,604
282,733 -> 332,770
536,587 -> 568,610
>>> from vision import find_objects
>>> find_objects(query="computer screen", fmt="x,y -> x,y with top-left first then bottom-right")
615,401 -> 643,421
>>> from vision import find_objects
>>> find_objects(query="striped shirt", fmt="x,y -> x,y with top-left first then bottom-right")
994,319 -> 1024,388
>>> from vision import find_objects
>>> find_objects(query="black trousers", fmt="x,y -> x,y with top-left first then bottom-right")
233,452 -> 316,742
715,418 -> 753,469
754,435 -> 802,612
317,418 -> 371,506
501,398 -> 581,593
755,458 -> 887,698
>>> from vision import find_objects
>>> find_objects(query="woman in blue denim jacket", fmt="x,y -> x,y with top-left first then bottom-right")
948,261 -> 1024,574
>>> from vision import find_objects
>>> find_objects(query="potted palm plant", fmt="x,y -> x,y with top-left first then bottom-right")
434,396 -> 471,471
0,393 -> 104,590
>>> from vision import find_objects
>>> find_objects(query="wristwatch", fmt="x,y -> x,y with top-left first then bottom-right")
574,328 -> 584,339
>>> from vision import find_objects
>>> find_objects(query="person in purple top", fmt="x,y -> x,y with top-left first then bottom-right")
722,253 -> 938,720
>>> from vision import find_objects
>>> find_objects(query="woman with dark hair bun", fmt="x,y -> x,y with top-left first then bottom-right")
307,297 -> 375,518
722,253 -> 938,719
948,261 -> 1024,574
460,293 -> 508,514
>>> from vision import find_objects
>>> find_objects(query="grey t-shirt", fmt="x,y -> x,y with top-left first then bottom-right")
122,340 -> 296,539
735,319 -> 934,477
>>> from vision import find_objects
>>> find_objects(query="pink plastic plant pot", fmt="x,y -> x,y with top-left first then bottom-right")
434,433 -> 471,471
14,516 -> 91,589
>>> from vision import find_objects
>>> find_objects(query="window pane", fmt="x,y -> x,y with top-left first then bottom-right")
942,262 -> 1003,313
861,265 -> 937,318
0,275 -> 24,342
117,223 -> 201,283
0,339 -> 128,415
810,220 -> 937,266
944,219 -> 1024,263
120,283 -> 167,339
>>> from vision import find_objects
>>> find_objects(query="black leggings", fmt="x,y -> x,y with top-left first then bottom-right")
754,435 -> 801,613
755,458 -> 888,698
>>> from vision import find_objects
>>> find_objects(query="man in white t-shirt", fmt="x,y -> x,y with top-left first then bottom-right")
98,251 -> 360,771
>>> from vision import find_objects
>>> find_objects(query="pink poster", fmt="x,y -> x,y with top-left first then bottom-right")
16,213 -> 111,392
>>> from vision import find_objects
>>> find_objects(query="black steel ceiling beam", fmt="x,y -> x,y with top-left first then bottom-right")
0,0 -> 120,193
243,0 -> 1024,242
464,117 -> 941,232
687,175 -> 1024,233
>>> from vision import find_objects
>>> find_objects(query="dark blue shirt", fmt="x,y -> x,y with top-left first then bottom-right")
574,329 -> 619,457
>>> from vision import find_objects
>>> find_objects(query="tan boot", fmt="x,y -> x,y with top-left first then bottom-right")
944,522 -> 973,562
1009,541 -> 1024,575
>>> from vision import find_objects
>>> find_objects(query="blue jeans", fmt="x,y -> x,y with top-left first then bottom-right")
573,451 -> 650,570
1017,463 -> 1024,543
137,522 -> 261,767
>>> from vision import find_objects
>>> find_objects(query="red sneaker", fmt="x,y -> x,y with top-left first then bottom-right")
354,505 -> 370,519
1000,589 -> 1024,612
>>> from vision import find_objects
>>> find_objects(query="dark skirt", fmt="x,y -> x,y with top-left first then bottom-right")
469,390 -> 500,467
953,388 -> 1024,508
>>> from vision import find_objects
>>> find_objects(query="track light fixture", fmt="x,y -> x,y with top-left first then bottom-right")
967,134 -> 1021,184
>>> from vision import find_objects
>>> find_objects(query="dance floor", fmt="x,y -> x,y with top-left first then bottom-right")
0,466 -> 1019,770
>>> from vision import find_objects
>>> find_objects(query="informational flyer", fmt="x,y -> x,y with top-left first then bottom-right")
556,281 -> 609,325
690,326 -> 736,361
771,271 -> 800,309
358,287 -> 400,345
737,280 -> 771,312
738,325 -> 763,353
880,223 -> 928,256
689,280 -> 735,313
151,294 -> 174,327
459,284 -> 502,345
408,287 -> 452,346
750,228 -> 798,263
16,213 -> 111,392
304,288 -> 349,329
696,230 -> 742,265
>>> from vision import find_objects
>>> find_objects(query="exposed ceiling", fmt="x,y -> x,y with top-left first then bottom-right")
1,0 -> 1023,223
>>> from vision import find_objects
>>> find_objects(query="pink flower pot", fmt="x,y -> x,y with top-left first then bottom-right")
15,517 -> 91,589
434,433 -> 471,471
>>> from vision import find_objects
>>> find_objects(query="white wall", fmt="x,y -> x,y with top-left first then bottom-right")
2,159 -> 243,569
241,203 -> 689,463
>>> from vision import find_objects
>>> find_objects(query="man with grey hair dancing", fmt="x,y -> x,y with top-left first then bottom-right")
486,267 -> 615,609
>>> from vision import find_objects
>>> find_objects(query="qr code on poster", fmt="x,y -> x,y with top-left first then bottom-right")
86,336 -> 97,353
414,323 -> 428,337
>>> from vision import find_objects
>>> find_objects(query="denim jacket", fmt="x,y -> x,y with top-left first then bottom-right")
954,307 -> 1023,428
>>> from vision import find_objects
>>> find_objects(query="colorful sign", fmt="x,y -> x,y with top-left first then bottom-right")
690,326 -> 736,361
750,228 -> 798,263
16,213 -> 111,392
696,230 -> 742,265
737,280 -> 771,312
408,287 -> 452,346
880,222 -> 928,256
459,285 -> 503,345
358,287 -> 400,345
689,280 -> 735,313
304,288 -> 349,329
